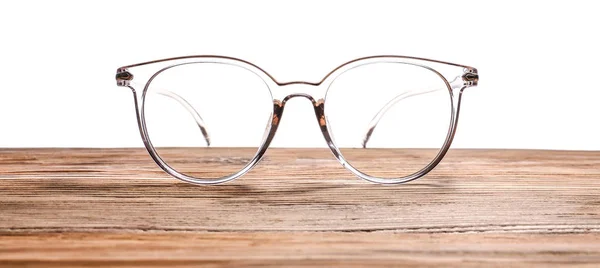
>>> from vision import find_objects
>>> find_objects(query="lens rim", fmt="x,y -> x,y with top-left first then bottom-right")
140,61 -> 276,185
323,61 -> 457,184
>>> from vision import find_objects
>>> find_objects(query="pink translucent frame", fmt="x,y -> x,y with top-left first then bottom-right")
116,55 -> 479,185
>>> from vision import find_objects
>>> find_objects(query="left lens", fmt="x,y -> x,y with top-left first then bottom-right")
324,61 -> 453,181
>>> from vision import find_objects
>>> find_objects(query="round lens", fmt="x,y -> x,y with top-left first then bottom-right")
142,62 -> 273,180
324,62 -> 452,180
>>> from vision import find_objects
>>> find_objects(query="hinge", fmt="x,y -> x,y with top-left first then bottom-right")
116,68 -> 133,86
462,68 -> 478,87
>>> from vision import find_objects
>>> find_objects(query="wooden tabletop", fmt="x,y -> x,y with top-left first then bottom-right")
0,148 -> 599,267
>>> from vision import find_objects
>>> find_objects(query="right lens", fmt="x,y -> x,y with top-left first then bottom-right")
325,61 -> 453,181
142,62 -> 273,180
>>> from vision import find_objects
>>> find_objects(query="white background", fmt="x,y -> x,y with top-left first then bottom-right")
0,0 -> 598,150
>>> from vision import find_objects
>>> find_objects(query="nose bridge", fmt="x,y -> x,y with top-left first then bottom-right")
270,82 -> 328,136
282,93 -> 316,105
273,83 -> 325,104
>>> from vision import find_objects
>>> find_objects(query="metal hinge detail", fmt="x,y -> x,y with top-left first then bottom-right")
462,68 -> 478,87
116,69 -> 133,86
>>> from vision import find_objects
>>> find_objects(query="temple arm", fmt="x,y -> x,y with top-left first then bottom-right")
361,88 -> 443,148
154,90 -> 211,147
361,76 -> 464,148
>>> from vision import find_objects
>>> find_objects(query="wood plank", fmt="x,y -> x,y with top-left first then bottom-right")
0,148 -> 599,266
1,148 -> 598,233
1,232 -> 599,267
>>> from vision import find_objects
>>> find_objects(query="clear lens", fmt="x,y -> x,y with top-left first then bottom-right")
325,62 -> 452,180
142,62 -> 273,179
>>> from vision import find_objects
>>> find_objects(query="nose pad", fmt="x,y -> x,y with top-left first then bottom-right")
266,94 -> 327,148
258,99 -> 285,150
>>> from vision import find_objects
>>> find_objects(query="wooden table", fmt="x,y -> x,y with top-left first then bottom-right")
0,148 -> 599,267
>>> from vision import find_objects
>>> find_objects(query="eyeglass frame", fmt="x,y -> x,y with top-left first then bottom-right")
115,55 -> 479,185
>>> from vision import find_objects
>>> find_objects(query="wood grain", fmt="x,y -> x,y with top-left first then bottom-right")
0,148 -> 599,267
1,232 -> 599,267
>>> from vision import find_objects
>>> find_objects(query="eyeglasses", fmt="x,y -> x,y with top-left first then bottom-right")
115,55 -> 479,185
